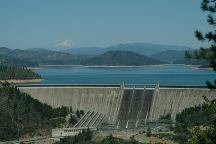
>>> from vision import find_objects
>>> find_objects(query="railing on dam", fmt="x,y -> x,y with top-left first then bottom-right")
124,84 -> 156,89
17,84 -> 121,88
16,83 -> 208,89
159,85 -> 208,88
124,84 -> 208,89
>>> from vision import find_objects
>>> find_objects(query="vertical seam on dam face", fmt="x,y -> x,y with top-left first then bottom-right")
115,84 -> 125,128
18,85 -> 216,128
148,85 -> 159,121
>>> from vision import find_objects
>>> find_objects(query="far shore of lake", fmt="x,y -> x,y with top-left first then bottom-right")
36,64 -> 201,68
0,79 -> 44,84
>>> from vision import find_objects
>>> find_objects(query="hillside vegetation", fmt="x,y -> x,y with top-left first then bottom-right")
0,83 -> 70,141
151,50 -> 186,63
0,47 -> 81,66
172,104 -> 210,143
81,51 -> 164,66
0,46 -> 207,67
0,66 -> 41,80
0,47 -> 37,67
56,129 -> 141,144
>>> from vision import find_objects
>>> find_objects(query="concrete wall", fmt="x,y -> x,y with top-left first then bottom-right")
19,86 -> 123,124
19,84 -> 216,128
148,85 -> 216,120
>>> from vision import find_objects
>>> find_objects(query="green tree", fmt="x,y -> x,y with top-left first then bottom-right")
186,0 -> 216,143
69,114 -> 77,125
85,127 -> 93,141
0,83 -> 69,140
146,127 -> 152,137
186,0 -> 216,89
188,97 -> 216,144
76,110 -> 80,118
0,66 -> 41,80
106,134 -> 116,144
80,110 -> 84,116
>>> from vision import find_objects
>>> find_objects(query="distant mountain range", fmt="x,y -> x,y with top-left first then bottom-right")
62,42 -> 193,56
0,47 -> 164,66
0,42 -> 207,67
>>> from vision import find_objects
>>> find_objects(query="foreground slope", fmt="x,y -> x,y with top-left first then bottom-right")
0,83 -> 69,141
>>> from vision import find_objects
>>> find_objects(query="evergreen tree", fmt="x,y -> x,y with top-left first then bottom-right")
146,127 -> 152,137
80,110 -> 84,116
0,83 -> 69,140
0,66 -> 41,80
185,0 -> 216,143
188,97 -> 216,144
69,114 -> 77,125
186,0 -> 216,89
76,110 -> 80,118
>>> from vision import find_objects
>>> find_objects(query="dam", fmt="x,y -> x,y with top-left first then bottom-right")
18,83 -> 216,128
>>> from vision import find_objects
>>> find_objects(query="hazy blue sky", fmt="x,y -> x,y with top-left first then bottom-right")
0,0 -> 211,49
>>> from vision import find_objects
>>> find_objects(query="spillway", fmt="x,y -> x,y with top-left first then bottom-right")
116,88 -> 154,128
18,84 -> 216,128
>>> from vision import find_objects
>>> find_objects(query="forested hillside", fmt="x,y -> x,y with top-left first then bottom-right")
81,51 -> 164,66
0,47 -> 37,67
0,46 -> 208,67
0,83 -> 70,141
0,66 -> 41,80
0,47 -> 81,66
173,104 -> 209,143
0,55 -> 37,67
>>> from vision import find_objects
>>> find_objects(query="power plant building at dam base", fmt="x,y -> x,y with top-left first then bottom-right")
18,83 -> 216,129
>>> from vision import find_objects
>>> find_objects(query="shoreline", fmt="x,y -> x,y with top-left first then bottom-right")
0,79 -> 44,84
192,67 -> 213,71
38,64 -> 200,68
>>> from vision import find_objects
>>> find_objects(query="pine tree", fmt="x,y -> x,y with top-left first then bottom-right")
186,1 -> 216,143
146,127 -> 152,137
76,110 -> 80,118
186,0 -> 216,89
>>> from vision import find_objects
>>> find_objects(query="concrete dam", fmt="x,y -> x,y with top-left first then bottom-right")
18,84 -> 216,128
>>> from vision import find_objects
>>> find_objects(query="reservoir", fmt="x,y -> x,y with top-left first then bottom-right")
34,65 -> 216,85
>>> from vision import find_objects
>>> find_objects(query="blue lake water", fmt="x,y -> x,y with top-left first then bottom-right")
34,65 -> 216,85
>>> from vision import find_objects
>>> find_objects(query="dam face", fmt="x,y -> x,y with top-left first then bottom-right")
19,84 -> 216,128
149,85 -> 216,120
19,85 -> 123,124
